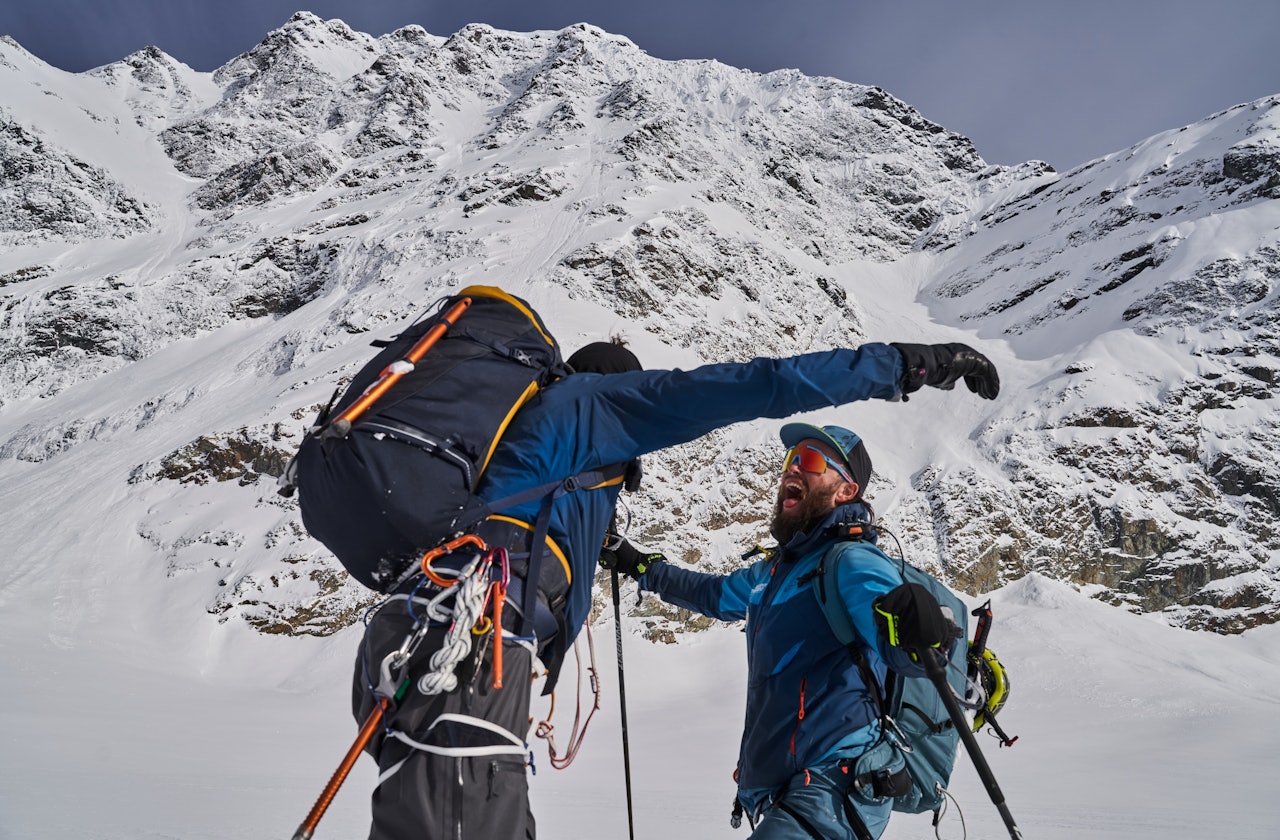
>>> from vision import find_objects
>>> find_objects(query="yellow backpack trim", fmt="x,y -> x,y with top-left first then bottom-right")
486,514 -> 572,584
457,285 -> 557,348
479,379 -> 542,476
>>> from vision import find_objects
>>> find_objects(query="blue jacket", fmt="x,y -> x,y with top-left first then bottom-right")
473,344 -> 904,643
640,502 -> 920,801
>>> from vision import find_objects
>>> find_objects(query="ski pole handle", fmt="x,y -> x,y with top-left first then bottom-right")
291,697 -> 389,840
970,600 -> 994,658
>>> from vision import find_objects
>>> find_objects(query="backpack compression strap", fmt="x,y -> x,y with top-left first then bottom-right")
453,462 -> 631,693
319,296 -> 474,442
450,462 -> 630,537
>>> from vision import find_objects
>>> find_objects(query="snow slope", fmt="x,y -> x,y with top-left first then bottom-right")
4,576 -> 1279,839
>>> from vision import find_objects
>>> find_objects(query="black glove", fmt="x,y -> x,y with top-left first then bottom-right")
874,583 -> 953,656
891,343 -> 1000,400
599,535 -> 665,579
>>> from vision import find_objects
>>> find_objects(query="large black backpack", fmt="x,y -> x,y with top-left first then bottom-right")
281,285 -> 571,592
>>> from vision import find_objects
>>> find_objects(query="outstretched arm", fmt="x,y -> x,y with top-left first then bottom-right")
599,537 -> 768,621
565,342 -> 998,468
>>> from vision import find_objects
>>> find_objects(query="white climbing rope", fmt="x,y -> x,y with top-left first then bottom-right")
416,549 -> 493,696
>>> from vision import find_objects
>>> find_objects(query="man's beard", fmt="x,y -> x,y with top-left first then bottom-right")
770,480 -> 843,545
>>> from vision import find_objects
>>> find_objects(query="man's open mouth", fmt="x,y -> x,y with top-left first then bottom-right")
780,480 -> 805,510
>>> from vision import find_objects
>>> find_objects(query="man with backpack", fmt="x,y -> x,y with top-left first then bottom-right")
601,424 -> 954,840
294,285 -> 998,840
348,338 -> 653,840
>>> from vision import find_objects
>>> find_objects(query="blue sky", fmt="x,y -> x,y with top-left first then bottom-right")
3,0 -> 1278,171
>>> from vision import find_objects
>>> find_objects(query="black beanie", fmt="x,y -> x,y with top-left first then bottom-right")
566,342 -> 642,374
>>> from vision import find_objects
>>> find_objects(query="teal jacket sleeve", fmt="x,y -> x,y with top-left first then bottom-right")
833,545 -> 925,676
638,557 -> 773,621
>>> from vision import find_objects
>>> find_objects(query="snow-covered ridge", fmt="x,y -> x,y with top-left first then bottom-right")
0,12 -> 1277,651
914,95 -> 1280,631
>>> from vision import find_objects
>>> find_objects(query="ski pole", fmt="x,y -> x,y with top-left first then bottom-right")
610,568 -> 637,840
921,647 -> 1023,840
291,684 -> 402,840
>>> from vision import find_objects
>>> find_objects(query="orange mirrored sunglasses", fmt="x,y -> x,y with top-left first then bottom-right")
782,443 -> 854,484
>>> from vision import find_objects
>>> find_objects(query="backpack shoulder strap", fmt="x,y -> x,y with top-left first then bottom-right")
815,538 -> 899,645
446,459 -> 630,694
816,541 -> 860,646
813,539 -> 894,719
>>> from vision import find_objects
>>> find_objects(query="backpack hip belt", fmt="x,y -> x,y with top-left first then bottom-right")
473,516 -> 573,634
839,756 -> 914,800
387,519 -> 569,622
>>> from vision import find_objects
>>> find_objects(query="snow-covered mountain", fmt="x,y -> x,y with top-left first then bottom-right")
5,12 -> 1280,840
919,99 -> 1280,631
2,11 -> 1279,649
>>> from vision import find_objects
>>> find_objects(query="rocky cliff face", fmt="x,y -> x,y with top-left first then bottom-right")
0,13 -> 1276,642
0,119 -> 152,244
915,96 -> 1280,632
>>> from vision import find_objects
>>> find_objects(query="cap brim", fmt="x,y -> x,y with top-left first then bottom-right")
780,423 -> 848,459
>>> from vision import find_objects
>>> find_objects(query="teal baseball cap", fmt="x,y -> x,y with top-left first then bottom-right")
779,423 -> 872,490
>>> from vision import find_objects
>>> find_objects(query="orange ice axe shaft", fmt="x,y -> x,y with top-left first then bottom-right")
326,296 -> 472,435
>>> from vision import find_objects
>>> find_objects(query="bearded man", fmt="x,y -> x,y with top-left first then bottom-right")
603,423 -> 951,840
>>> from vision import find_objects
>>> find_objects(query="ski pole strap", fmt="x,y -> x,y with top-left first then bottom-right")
984,708 -> 1020,748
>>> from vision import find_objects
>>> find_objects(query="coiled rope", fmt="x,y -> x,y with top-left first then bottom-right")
416,548 -> 494,696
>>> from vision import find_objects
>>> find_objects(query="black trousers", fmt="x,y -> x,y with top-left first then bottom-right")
353,594 -> 536,840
